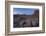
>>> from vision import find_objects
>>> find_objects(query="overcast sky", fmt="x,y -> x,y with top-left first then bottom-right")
13,8 -> 38,15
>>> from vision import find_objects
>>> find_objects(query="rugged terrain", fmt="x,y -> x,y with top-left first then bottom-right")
13,10 -> 39,28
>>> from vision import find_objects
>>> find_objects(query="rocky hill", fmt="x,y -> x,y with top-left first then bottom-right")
13,10 -> 39,28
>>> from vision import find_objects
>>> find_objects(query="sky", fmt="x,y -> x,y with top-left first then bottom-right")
13,8 -> 39,15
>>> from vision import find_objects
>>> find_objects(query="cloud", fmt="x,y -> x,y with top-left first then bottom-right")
13,10 -> 34,15
13,12 -> 24,15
